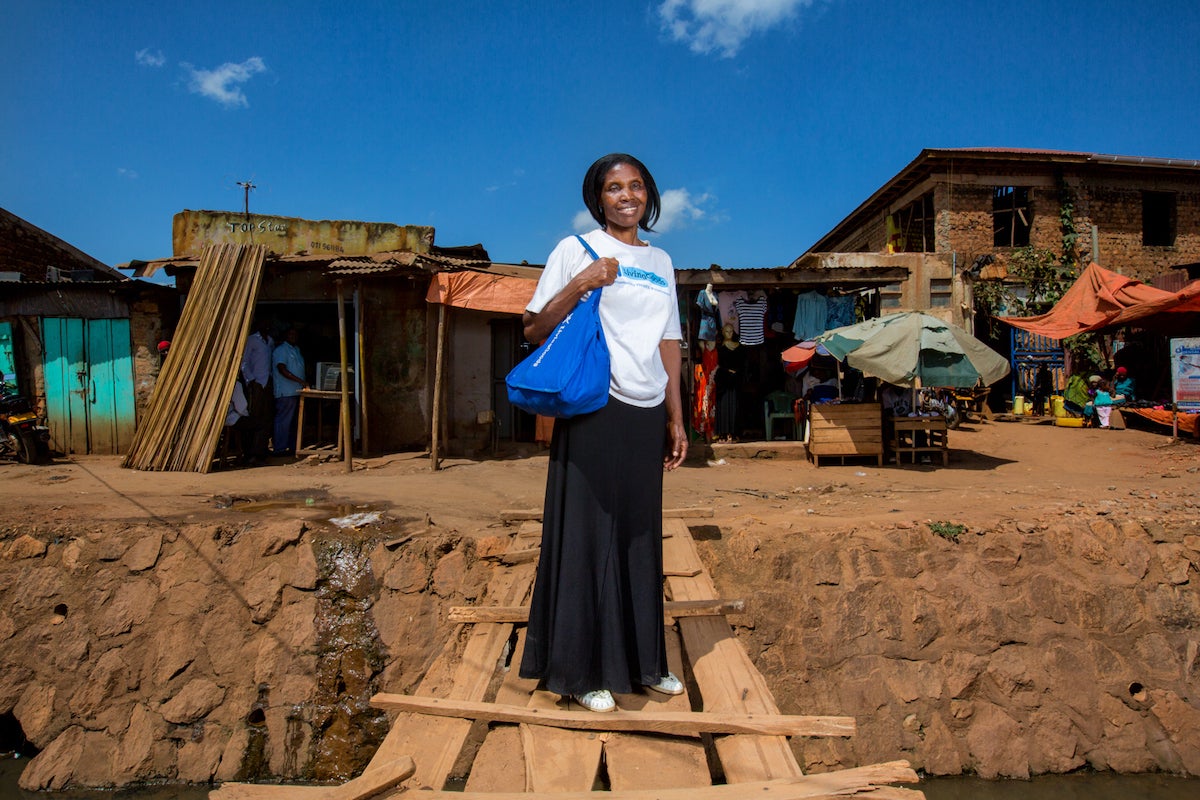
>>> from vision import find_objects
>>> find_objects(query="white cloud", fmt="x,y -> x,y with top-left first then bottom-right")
572,209 -> 595,233
184,57 -> 267,108
657,188 -> 712,232
572,188 -> 715,234
135,48 -> 165,67
658,0 -> 818,58
117,167 -> 139,180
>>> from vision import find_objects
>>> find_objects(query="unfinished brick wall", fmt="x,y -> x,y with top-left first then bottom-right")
1078,186 -> 1200,281
922,179 -> 1200,282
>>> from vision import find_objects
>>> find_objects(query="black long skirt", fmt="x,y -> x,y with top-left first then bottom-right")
518,397 -> 668,696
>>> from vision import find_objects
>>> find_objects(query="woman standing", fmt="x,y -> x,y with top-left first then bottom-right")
518,154 -> 688,713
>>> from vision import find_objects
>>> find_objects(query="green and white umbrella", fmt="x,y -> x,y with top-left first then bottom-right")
815,312 -> 1010,389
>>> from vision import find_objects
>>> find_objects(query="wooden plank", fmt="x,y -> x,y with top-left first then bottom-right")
460,725 -> 526,793
500,507 -> 713,522
662,518 -> 806,783
402,760 -> 922,799
522,689 -> 604,792
809,441 -> 884,455
463,628 -> 537,792
364,534 -> 537,791
604,629 -> 710,791
370,694 -> 853,737
809,429 -> 882,444
210,757 -> 413,800
663,507 -> 714,518
447,599 -> 745,625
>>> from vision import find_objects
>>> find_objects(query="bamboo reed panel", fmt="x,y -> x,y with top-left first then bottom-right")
123,243 -> 266,472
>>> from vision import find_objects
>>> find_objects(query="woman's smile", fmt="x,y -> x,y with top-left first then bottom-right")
601,163 -> 647,234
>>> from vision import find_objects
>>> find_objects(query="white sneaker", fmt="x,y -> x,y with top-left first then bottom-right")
646,672 -> 684,696
573,689 -> 616,712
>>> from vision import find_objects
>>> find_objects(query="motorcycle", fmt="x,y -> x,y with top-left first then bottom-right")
0,381 -> 51,464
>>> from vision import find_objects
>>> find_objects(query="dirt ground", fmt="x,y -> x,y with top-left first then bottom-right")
1,414 -> 1197,539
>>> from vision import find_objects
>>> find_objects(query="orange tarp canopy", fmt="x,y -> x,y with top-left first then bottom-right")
425,270 -> 537,315
1002,262 -> 1200,339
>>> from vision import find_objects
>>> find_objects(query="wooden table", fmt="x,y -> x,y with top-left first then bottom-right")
891,415 -> 949,466
295,388 -> 344,455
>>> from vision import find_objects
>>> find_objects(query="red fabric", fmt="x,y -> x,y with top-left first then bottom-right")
425,271 -> 537,314
1123,407 -> 1198,437
1001,263 -> 1200,338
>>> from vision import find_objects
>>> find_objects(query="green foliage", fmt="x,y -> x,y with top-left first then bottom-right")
928,521 -> 967,542
973,182 -> 1082,330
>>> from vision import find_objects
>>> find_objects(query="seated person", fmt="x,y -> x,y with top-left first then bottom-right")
1112,366 -> 1135,404
880,383 -> 911,417
1063,372 -> 1091,416
801,366 -> 839,403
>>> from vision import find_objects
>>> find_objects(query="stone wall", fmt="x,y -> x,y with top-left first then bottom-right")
1,510 -> 1197,789
0,515 -> 494,790
704,513 -> 1200,779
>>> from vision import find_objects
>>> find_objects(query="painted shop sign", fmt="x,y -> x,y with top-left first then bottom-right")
1171,337 -> 1200,410
172,210 -> 433,258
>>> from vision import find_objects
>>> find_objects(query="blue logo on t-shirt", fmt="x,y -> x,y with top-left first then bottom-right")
617,265 -> 668,288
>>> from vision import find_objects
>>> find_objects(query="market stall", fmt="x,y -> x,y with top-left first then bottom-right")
815,312 -> 1010,467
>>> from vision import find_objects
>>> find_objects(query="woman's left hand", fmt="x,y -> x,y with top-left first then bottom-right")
663,419 -> 687,471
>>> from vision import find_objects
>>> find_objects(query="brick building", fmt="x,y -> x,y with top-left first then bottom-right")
802,148 -> 1200,326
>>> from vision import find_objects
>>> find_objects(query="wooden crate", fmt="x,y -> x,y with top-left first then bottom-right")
808,403 -> 883,466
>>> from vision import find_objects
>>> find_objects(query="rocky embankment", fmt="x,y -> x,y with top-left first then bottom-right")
703,510 -> 1200,779
1,504 -> 1199,789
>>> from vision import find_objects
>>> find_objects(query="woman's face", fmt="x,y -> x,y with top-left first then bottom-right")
599,163 -> 647,233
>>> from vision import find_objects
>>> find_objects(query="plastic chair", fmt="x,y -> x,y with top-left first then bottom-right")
764,391 -> 798,440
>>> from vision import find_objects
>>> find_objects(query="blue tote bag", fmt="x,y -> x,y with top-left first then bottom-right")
506,236 -> 611,418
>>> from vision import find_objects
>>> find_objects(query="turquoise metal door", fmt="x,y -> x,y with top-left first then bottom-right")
0,322 -> 15,388
42,318 -> 135,455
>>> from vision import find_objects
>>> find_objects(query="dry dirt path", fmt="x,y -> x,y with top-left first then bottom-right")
1,417 -> 1195,540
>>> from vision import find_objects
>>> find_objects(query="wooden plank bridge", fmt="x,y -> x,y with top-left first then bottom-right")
212,514 -> 923,800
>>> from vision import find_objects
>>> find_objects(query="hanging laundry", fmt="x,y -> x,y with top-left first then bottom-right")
825,294 -> 857,330
791,290 -> 828,341
733,293 -> 768,346
696,284 -> 719,341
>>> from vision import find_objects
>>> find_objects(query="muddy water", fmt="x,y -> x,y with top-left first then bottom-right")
4,757 -> 1198,799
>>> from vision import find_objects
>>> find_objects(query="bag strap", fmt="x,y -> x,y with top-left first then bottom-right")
575,234 -> 600,261
573,235 -> 605,307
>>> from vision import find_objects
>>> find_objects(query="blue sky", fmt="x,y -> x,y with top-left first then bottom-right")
3,0 -> 1198,278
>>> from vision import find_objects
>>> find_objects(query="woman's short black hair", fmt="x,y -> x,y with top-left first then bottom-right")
582,153 -> 661,232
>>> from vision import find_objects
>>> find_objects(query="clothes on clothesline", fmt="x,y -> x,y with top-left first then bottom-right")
733,294 -> 768,346
695,287 -> 719,341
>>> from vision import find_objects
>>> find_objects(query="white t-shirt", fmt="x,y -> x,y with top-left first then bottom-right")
527,229 -> 682,408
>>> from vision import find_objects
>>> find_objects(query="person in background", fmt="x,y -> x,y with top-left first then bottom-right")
1093,379 -> 1115,428
1082,374 -> 1102,427
1112,366 -> 1135,404
518,153 -> 686,714
1063,371 -> 1091,418
240,319 -> 274,466
271,327 -> 307,457
1032,364 -> 1053,416
157,340 -> 171,365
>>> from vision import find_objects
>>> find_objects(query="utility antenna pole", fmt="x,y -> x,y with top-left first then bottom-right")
236,180 -> 256,215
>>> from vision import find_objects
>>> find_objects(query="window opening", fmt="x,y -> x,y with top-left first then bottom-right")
929,278 -> 953,308
993,186 -> 1031,247
1142,191 -> 1176,246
